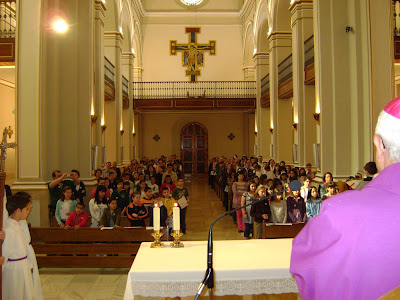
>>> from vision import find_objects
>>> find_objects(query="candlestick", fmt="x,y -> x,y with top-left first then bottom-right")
150,230 -> 164,248
173,203 -> 180,231
170,230 -> 184,248
153,204 -> 160,231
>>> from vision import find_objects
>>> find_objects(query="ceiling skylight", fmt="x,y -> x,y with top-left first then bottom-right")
180,0 -> 203,6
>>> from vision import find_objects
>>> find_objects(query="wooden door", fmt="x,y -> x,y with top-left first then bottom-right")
181,122 -> 208,174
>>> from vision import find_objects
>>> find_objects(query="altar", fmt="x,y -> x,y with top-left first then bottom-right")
123,239 -> 299,299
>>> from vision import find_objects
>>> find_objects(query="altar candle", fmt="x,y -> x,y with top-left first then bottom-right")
173,203 -> 180,231
153,204 -> 160,231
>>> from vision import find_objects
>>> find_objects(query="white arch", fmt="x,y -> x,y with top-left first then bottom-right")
133,21 -> 143,68
253,1 -> 270,53
243,21 -> 255,67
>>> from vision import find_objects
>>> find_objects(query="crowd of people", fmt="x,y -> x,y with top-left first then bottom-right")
47,155 -> 190,234
208,155 -> 377,239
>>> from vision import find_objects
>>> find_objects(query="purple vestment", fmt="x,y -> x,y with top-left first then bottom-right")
290,163 -> 400,300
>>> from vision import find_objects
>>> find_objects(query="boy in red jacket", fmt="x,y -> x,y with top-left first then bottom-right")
65,202 -> 88,229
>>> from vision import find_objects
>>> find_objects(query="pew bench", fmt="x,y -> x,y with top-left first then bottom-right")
30,227 -> 168,268
50,215 -> 145,228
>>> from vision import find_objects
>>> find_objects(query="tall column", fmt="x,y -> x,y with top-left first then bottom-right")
290,0 -> 315,167
122,52 -> 134,164
313,0 -> 386,179
254,52 -> 270,158
104,32 -> 123,163
15,0 -> 94,226
93,0 -> 106,170
268,32 -> 292,163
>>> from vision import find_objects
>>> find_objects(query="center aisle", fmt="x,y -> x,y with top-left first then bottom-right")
182,174 -> 243,241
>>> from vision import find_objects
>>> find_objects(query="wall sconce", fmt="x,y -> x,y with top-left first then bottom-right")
292,122 -> 297,129
254,131 -> 257,136
120,129 -> 125,136
101,124 -> 107,131
91,115 -> 98,125
269,128 -> 273,133
313,113 -> 320,121
132,132 -> 136,137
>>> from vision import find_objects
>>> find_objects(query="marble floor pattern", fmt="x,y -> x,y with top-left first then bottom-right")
39,175 -> 243,299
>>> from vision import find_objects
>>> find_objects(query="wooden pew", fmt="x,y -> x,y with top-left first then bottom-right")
30,227 -> 168,268
50,216 -> 146,228
262,222 -> 305,239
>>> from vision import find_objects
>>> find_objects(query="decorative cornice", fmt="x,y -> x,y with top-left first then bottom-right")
122,52 -> 135,59
94,0 -> 107,13
104,31 -> 124,40
289,0 -> 313,12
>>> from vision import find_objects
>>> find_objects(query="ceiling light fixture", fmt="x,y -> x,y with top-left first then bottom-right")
180,0 -> 203,6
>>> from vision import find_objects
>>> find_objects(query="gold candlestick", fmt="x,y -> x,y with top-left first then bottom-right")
150,230 -> 164,248
170,230 -> 184,248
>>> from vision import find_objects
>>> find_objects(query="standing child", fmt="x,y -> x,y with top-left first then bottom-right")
3,193 -> 34,300
55,186 -> 78,227
89,185 -> 108,227
111,180 -> 130,213
17,192 -> 43,300
306,186 -> 322,220
161,187 -> 176,228
65,202 -> 88,229
232,172 -> 247,233
126,191 -> 148,227
270,190 -> 287,223
171,178 -> 189,234
241,180 -> 257,239
287,187 -> 306,223
99,199 -> 122,228
250,185 -> 271,239
148,193 -> 168,227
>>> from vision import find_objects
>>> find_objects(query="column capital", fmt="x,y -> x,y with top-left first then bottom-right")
268,32 -> 292,51
95,0 -> 106,19
289,0 -> 313,26
122,52 -> 135,62
104,31 -> 123,48
253,52 -> 269,66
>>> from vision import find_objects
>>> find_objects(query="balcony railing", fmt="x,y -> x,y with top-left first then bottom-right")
304,35 -> 314,68
122,76 -> 129,97
133,81 -> 256,100
278,54 -> 292,86
104,57 -> 115,84
0,0 -> 16,38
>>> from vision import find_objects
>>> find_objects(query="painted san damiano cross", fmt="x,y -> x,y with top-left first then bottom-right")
170,27 -> 216,82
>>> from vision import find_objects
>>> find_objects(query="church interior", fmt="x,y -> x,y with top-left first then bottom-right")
0,0 -> 397,299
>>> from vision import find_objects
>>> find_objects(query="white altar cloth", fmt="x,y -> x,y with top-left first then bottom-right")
123,239 -> 298,299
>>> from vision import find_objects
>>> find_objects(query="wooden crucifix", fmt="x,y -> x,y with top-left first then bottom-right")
170,27 -> 216,82
0,126 -> 16,300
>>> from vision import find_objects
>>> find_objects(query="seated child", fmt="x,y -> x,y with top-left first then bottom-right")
55,186 -> 78,227
99,199 -> 122,228
65,202 -> 88,229
140,187 -> 154,212
148,193 -> 168,227
148,176 -> 159,194
126,191 -> 148,227
322,181 -> 337,201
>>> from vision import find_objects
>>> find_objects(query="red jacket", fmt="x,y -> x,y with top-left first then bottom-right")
66,211 -> 88,227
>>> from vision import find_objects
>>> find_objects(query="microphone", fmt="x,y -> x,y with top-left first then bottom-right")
194,180 -> 302,300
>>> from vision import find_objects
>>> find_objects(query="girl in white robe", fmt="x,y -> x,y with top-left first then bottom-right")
21,219 -> 43,300
3,202 -> 34,300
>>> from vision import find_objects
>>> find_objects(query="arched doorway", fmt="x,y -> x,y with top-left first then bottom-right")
181,122 -> 208,174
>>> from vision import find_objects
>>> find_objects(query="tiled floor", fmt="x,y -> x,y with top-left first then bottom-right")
39,175 -> 242,299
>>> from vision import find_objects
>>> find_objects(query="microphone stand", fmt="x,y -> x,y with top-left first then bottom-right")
194,188 -> 286,300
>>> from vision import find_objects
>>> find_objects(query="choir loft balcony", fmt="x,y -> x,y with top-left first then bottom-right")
0,0 -> 16,66
133,81 -> 256,111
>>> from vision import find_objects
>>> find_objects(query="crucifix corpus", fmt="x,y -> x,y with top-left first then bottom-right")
0,126 -> 16,299
170,27 -> 216,82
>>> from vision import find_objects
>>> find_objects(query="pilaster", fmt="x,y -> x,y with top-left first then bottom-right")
122,52 -> 135,165
268,32 -> 292,162
290,0 -> 315,167
253,52 -> 270,158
